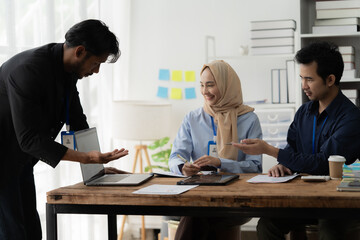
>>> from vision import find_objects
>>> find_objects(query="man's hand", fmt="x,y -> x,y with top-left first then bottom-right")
232,139 -> 279,158
62,148 -> 129,164
268,164 -> 292,177
182,162 -> 201,177
193,155 -> 221,168
87,148 -> 129,164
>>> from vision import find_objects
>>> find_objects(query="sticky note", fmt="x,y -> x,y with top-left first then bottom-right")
170,88 -> 182,100
159,69 -> 170,81
171,70 -> 183,82
185,88 -> 196,99
185,71 -> 196,82
157,86 -> 168,98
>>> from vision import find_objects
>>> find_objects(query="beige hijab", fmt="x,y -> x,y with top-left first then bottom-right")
202,60 -> 254,160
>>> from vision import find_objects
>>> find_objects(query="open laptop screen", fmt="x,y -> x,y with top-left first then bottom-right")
74,127 -> 104,183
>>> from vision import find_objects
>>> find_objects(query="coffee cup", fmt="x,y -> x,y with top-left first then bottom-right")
328,155 -> 346,180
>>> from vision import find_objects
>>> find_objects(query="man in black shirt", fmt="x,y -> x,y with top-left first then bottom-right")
0,19 -> 128,239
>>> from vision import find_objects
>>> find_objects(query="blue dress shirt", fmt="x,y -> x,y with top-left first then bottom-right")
169,107 -> 262,175
278,91 -> 360,175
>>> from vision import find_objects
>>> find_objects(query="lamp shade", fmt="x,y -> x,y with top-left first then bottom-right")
112,100 -> 172,141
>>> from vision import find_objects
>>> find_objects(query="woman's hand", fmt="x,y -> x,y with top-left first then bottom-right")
182,162 -> 201,176
193,155 -> 221,168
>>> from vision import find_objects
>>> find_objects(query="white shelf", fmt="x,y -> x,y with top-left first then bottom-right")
300,33 -> 360,38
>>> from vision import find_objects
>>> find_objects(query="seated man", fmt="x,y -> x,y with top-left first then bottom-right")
232,41 -> 360,240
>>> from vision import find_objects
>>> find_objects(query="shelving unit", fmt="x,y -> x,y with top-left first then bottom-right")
300,0 -> 360,105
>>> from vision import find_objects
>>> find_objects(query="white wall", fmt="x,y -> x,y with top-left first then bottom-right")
127,0 -> 300,140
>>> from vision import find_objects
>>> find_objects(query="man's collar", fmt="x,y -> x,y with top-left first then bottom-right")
307,90 -> 343,118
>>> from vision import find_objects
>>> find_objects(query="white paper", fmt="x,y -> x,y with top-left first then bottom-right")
247,173 -> 299,183
132,184 -> 198,195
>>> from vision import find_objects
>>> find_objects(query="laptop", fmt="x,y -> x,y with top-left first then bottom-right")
176,174 -> 239,186
74,127 -> 153,186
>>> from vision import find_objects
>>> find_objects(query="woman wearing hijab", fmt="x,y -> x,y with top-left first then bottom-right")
168,60 -> 262,240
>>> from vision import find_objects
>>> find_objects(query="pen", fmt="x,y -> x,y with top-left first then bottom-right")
225,142 -> 233,145
177,154 -> 189,163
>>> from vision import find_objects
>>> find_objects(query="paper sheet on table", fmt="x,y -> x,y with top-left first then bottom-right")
247,173 -> 299,183
133,184 -> 198,195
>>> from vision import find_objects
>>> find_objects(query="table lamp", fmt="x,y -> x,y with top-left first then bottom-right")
112,100 -> 172,240
112,100 -> 172,173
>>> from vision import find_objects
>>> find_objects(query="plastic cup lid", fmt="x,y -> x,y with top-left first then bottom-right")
328,155 -> 346,162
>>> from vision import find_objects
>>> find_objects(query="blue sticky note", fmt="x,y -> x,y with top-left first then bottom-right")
185,87 -> 196,99
159,69 -> 170,81
157,86 -> 168,98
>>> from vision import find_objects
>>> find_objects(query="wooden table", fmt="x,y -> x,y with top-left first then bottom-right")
46,173 -> 360,240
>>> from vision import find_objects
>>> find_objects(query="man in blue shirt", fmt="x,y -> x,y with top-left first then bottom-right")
233,41 -> 360,239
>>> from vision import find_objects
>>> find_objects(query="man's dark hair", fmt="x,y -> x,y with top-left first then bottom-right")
295,41 -> 344,85
65,19 -> 120,63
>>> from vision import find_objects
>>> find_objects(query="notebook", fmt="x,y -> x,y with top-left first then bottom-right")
74,127 -> 153,186
176,174 -> 239,185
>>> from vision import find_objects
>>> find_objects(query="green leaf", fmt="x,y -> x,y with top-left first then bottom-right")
148,139 -> 160,150
151,150 -> 168,162
158,137 -> 170,147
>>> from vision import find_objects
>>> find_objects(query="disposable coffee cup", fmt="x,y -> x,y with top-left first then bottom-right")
328,155 -> 346,180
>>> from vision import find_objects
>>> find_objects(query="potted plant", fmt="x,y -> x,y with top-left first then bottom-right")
145,137 -> 172,172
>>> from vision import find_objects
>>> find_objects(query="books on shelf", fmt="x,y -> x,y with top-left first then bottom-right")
339,46 -> 355,55
250,19 -> 296,56
342,69 -> 358,79
271,67 -> 292,104
250,28 -> 295,39
271,69 -> 280,104
312,25 -> 359,34
344,62 -> 355,70
251,19 -> 296,30
316,1 -> 360,10
342,54 -> 355,62
342,89 -> 358,99
314,17 -> 360,26
342,89 -> 359,106
251,46 -> 294,55
251,37 -> 294,47
286,60 -> 296,103
317,8 -> 360,19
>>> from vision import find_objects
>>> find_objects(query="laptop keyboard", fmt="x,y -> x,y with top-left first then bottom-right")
95,175 -> 128,183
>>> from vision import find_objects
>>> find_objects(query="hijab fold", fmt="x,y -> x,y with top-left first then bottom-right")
202,60 -> 254,160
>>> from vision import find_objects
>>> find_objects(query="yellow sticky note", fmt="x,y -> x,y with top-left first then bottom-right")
171,70 -> 183,82
170,88 -> 182,100
185,71 -> 196,82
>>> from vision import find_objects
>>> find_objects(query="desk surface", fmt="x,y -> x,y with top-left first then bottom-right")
47,173 -> 360,209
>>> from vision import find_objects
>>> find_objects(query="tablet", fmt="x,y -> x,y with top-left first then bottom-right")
176,174 -> 239,185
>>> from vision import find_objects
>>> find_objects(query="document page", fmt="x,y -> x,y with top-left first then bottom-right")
247,173 -> 299,183
133,184 -> 198,195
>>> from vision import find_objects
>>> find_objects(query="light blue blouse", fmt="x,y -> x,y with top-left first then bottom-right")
169,107 -> 263,175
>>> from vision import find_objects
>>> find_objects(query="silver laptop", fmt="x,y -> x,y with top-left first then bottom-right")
74,127 -> 153,186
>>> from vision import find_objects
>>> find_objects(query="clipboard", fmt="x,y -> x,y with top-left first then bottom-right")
176,174 -> 239,186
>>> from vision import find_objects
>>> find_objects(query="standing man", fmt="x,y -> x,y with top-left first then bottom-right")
0,19 -> 128,239
233,41 -> 360,239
